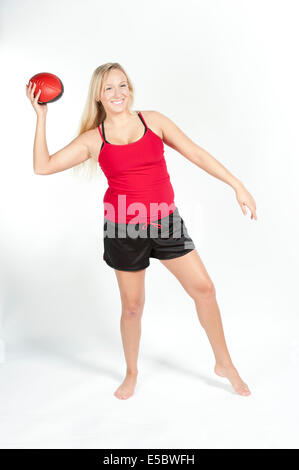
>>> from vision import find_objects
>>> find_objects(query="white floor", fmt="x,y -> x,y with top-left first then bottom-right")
1,307 -> 298,449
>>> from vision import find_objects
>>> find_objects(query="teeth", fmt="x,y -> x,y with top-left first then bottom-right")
112,99 -> 123,104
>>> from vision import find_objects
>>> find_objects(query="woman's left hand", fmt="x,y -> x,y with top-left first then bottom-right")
234,183 -> 257,220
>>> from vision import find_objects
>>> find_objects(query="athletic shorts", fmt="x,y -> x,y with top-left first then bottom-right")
102,207 -> 196,271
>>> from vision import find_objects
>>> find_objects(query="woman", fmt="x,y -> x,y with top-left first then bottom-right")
26,63 -> 257,400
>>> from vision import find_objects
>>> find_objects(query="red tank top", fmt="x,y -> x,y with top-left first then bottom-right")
97,111 -> 176,227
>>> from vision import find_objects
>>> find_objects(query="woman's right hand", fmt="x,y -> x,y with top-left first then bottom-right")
26,81 -> 48,117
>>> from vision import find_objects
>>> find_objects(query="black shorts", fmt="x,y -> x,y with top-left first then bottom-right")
102,207 -> 196,271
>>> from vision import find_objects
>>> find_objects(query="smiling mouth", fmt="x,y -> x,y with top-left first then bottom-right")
111,99 -> 124,105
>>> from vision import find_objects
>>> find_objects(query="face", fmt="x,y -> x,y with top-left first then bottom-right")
99,69 -> 130,115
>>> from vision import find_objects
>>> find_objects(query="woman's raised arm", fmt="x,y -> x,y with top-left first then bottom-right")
26,80 -> 90,175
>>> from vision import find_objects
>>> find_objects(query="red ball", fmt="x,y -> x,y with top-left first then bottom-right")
27,72 -> 64,104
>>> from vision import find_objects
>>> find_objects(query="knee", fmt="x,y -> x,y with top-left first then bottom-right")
122,297 -> 145,318
189,278 -> 216,301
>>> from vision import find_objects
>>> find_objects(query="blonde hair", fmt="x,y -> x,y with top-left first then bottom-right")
72,63 -> 135,181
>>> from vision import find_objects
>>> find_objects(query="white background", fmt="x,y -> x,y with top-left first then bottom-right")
0,0 -> 298,449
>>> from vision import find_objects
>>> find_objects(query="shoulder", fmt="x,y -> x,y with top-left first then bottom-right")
140,110 -> 173,129
139,110 -> 169,139
80,127 -> 102,162
140,110 -> 178,140
80,128 -> 99,150
140,110 -> 165,123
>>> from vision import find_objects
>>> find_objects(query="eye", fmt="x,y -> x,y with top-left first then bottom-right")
106,84 -> 127,91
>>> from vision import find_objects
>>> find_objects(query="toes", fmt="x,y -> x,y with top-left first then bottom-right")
237,387 -> 251,396
114,388 -> 132,399
235,382 -> 251,396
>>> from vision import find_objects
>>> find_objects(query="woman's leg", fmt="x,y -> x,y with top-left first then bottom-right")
113,267 -> 147,400
159,249 -> 251,396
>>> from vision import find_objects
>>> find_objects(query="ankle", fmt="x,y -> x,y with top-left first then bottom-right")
126,369 -> 138,376
215,360 -> 234,369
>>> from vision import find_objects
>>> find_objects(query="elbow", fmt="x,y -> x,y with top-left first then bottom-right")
34,156 -> 52,175
34,168 -> 49,175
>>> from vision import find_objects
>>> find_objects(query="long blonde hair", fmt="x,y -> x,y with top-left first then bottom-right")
72,63 -> 135,181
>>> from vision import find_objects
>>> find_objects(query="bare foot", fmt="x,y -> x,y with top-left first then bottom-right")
214,363 -> 251,396
114,372 -> 138,400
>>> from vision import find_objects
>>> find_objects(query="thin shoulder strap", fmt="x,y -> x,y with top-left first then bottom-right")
97,123 -> 105,141
98,122 -> 110,144
101,121 -> 109,142
97,124 -> 106,155
138,111 -> 147,129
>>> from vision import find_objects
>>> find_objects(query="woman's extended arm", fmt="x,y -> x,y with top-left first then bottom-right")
155,111 -> 257,220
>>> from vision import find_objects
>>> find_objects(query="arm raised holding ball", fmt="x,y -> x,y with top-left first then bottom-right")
26,80 -> 90,175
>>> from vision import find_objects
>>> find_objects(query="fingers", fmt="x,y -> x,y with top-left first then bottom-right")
31,81 -> 36,100
235,185 -> 258,221
35,88 -> 42,102
26,81 -> 34,99
240,201 -> 258,220
25,81 -> 31,98
250,197 -> 257,220
240,202 -> 247,215
26,81 -> 41,103
249,201 -> 257,220
26,81 -> 37,100
26,80 -> 34,98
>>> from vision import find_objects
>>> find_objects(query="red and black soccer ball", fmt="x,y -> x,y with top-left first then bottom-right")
27,72 -> 64,104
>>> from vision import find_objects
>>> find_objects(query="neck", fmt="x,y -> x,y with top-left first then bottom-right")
104,109 -> 136,126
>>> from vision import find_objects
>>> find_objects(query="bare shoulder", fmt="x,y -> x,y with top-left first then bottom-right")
77,128 -> 97,149
64,128 -> 96,157
141,110 -> 202,162
140,110 -> 180,142
139,110 -> 164,139
140,110 -> 182,141
83,126 -> 103,162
